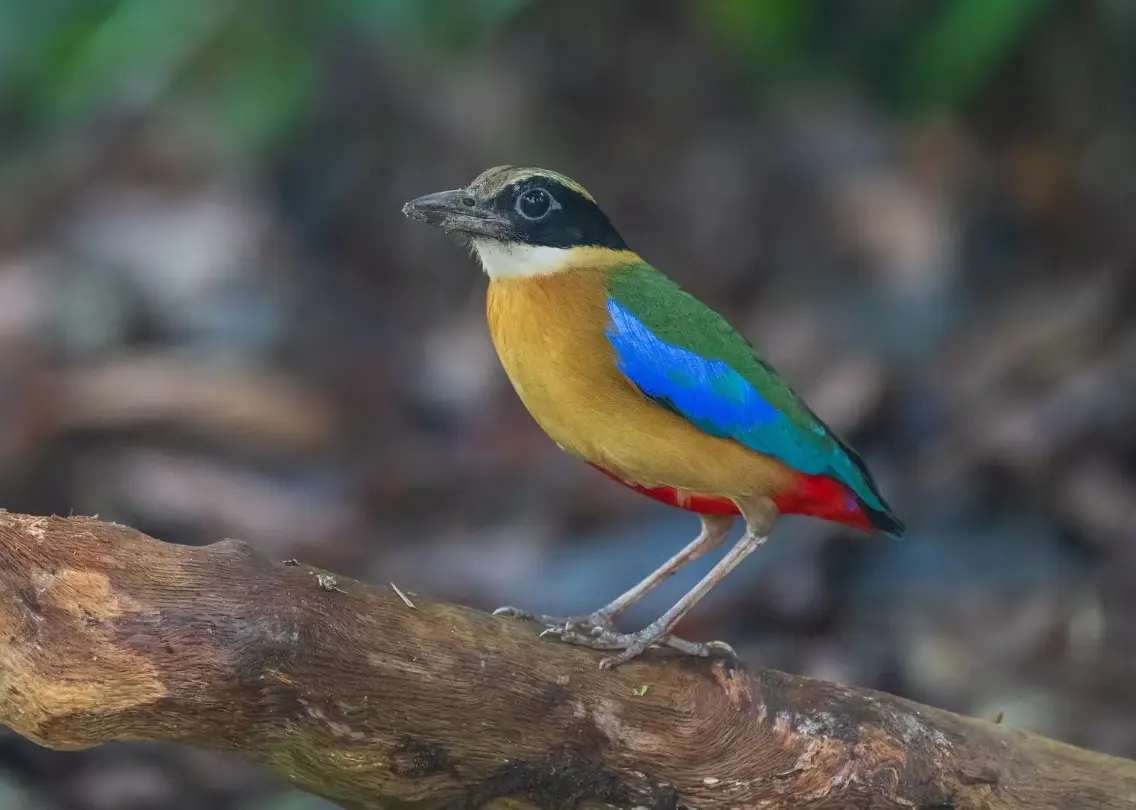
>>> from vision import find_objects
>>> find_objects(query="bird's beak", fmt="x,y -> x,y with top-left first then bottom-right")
401,188 -> 508,238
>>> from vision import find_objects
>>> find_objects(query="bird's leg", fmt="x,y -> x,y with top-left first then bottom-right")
593,513 -> 736,622
493,514 -> 734,639
553,497 -> 778,669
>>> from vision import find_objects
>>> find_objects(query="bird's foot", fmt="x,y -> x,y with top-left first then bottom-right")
493,605 -> 736,669
546,623 -> 737,670
492,605 -> 616,638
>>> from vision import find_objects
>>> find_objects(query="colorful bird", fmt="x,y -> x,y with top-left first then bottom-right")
403,166 -> 903,669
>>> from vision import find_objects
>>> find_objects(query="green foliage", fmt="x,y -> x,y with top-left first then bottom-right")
344,0 -> 533,52
895,0 -> 1055,114
0,0 -> 532,157
696,0 -> 1057,117
0,0 -> 1080,161
700,0 -> 818,77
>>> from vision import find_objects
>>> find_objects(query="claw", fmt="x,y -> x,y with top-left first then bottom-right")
557,626 -> 630,649
703,640 -> 737,658
597,635 -> 738,669
492,606 -> 543,621
493,603 -> 738,668
492,605 -> 616,636
599,643 -> 652,670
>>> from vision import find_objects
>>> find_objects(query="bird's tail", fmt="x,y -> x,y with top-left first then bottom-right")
857,496 -> 905,539
825,433 -> 905,539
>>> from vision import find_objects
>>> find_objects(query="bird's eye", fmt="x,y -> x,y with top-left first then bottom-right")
516,188 -> 554,220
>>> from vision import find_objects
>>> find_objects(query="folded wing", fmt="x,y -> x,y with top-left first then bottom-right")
605,264 -> 901,534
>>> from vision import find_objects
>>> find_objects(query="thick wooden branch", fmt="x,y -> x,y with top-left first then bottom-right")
0,511 -> 1133,809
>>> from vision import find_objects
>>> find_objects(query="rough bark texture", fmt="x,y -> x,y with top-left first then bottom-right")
0,510 -> 1133,809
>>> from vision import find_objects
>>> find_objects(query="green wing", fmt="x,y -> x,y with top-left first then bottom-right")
605,262 -> 890,514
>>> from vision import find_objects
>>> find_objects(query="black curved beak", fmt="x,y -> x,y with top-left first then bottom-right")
402,188 -> 508,238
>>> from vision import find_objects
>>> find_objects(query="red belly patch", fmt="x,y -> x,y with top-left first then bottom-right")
588,463 -> 874,531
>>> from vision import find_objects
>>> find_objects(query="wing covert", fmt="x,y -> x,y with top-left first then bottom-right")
605,296 -> 832,474
604,279 -> 891,517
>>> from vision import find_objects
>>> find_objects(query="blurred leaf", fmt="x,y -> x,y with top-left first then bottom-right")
896,0 -> 1056,115
35,0 -> 229,121
0,1 -> 108,87
0,0 -> 1065,162
699,0 -> 818,76
346,0 -> 532,52
205,13 -> 322,156
0,0 -> 532,161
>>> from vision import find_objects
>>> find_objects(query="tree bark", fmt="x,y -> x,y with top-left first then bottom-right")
0,510 -> 1133,809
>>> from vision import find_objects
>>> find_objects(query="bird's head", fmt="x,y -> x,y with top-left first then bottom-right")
402,166 -> 630,278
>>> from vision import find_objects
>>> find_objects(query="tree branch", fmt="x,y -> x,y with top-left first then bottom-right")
0,510 -> 1133,809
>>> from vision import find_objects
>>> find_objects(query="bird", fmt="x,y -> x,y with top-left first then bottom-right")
402,165 -> 904,669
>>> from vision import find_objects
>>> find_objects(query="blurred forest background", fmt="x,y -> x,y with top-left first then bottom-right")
1,1 -> 1135,808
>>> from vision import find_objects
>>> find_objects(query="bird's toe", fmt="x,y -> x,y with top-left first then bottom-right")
497,605 -> 735,669
493,606 -> 615,638
702,640 -> 738,658
598,636 -> 658,670
492,606 -> 572,627
562,611 -> 617,634
556,626 -> 626,648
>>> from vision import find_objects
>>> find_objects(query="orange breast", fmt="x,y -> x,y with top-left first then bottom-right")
485,268 -> 798,502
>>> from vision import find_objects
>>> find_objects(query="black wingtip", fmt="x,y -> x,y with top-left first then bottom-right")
827,433 -> 905,540
863,501 -> 905,539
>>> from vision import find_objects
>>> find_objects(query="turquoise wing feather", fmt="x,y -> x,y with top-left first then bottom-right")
605,263 -> 891,517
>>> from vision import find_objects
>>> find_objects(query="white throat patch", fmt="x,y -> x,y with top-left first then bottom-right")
472,239 -> 573,279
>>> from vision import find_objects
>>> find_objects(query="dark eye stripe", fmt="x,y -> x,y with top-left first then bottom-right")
486,176 -> 628,250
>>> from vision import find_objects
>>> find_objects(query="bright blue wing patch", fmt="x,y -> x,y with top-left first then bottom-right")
605,298 -> 865,488
606,298 -> 781,436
